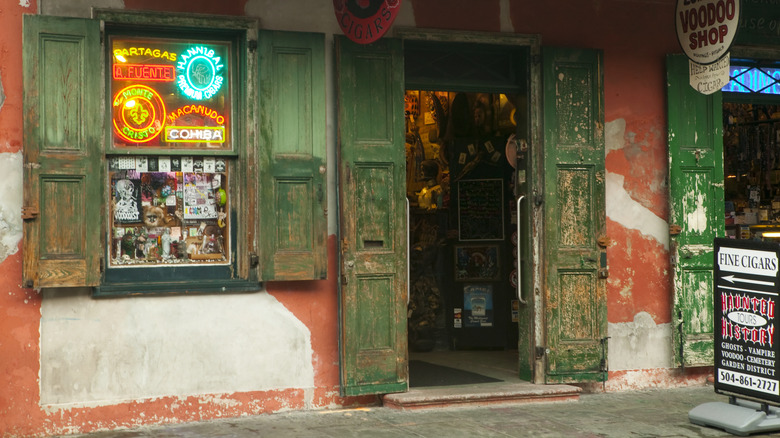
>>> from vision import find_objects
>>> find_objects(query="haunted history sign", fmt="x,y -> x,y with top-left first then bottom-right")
714,238 -> 780,403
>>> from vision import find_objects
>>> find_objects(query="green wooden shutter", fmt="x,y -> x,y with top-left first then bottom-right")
22,15 -> 102,288
337,36 -> 407,396
542,47 -> 608,383
258,30 -> 327,281
667,54 -> 723,367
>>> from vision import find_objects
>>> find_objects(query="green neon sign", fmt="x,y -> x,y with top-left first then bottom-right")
176,46 -> 224,100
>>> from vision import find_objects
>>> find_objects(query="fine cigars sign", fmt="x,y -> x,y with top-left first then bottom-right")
715,238 -> 780,403
676,0 -> 741,65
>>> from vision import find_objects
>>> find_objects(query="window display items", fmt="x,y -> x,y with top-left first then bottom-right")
109,155 -> 229,267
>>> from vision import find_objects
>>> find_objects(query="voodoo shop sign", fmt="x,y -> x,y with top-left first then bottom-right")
714,238 -> 780,403
675,0 -> 741,65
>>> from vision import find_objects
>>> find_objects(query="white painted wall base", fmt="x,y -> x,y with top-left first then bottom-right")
40,289 -> 314,407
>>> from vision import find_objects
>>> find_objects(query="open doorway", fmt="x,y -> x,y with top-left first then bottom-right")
404,89 -> 523,387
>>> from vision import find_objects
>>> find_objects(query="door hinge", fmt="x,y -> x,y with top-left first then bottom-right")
669,224 -> 682,235
249,253 -> 259,268
22,206 -> 39,220
535,346 -> 546,360
248,39 -> 258,52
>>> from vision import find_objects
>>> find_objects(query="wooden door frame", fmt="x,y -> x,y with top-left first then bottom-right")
391,28 -> 546,384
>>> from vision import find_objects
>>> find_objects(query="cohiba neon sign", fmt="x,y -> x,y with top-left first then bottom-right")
113,64 -> 175,82
165,126 -> 225,143
176,46 -> 224,101
112,84 -> 166,143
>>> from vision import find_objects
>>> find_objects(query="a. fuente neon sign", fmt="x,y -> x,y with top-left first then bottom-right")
176,46 -> 225,101
113,64 -> 175,82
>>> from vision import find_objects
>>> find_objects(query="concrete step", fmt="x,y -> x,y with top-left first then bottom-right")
382,382 -> 582,410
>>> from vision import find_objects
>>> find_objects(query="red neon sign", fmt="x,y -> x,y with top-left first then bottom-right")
113,64 -> 175,82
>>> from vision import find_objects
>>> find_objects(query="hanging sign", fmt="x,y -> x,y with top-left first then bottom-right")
675,0 -> 741,65
714,238 -> 780,403
689,53 -> 730,95
333,0 -> 401,44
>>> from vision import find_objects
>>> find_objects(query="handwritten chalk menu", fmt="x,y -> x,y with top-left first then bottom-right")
458,179 -> 504,241
715,238 -> 780,403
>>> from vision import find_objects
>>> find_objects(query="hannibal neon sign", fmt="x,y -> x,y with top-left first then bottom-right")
176,46 -> 224,100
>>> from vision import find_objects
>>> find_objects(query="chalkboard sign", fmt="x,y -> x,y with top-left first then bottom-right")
458,179 -> 504,241
714,238 -> 780,403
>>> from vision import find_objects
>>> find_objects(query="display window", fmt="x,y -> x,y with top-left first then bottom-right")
108,156 -> 230,267
106,33 -> 235,270
109,36 -> 232,150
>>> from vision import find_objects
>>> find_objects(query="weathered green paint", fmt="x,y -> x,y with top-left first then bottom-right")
23,15 -> 103,288
258,31 -> 327,281
667,54 -> 724,367
337,36 -> 407,396
542,48 -> 607,383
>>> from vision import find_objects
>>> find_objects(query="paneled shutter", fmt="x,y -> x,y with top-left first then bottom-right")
258,30 -> 327,281
22,15 -> 102,288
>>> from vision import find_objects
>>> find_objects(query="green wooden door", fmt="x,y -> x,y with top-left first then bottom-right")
667,54 -> 724,367
258,30 -> 328,281
22,15 -> 103,288
542,48 -> 608,383
337,36 -> 407,396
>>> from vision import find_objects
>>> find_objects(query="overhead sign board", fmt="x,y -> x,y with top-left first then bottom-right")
333,0 -> 401,44
714,238 -> 780,403
676,0 -> 741,65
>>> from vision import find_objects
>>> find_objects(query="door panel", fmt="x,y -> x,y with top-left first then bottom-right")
543,48 -> 607,383
666,54 -> 723,367
337,36 -> 407,396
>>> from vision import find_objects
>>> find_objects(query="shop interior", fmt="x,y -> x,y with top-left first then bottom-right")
724,102 -> 780,239
405,89 -> 522,386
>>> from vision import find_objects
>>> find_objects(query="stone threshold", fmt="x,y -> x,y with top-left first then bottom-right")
382,382 -> 582,410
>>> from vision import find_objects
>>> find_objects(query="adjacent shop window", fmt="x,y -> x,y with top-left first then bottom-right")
107,35 -> 233,268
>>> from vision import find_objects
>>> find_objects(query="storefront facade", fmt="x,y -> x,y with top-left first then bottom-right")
1,0 -> 768,436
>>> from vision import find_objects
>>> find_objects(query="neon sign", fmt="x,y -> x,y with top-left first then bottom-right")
724,65 -> 780,95
113,47 -> 177,62
112,84 -> 166,143
168,104 -> 226,126
176,46 -> 224,101
165,126 -> 225,143
113,64 -> 175,82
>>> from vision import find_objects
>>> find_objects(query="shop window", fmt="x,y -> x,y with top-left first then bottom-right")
22,14 -> 328,294
107,34 -> 233,269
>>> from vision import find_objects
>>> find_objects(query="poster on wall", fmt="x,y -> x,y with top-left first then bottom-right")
463,284 -> 493,328
714,238 -> 780,403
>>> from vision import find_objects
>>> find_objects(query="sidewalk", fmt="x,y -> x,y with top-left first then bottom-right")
61,386 -> 778,438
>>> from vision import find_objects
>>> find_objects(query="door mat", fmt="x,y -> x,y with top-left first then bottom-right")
409,360 -> 503,387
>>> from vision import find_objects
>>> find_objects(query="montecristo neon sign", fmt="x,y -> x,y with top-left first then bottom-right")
176,46 -> 224,100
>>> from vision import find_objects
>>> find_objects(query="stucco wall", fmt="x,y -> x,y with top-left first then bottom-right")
0,0 -> 691,436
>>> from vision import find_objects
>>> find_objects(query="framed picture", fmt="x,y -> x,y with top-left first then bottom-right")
455,245 -> 499,281
458,178 -> 504,241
